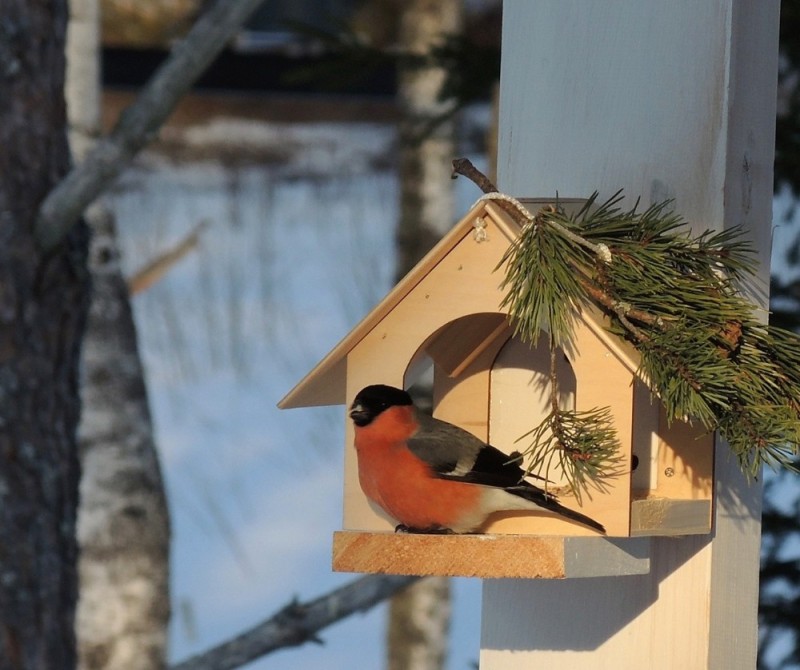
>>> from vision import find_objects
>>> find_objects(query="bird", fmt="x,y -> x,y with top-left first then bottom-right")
348,384 -> 605,534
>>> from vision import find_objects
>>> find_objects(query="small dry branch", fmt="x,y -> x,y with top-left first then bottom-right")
127,221 -> 208,295
451,157 -> 498,194
170,574 -> 419,670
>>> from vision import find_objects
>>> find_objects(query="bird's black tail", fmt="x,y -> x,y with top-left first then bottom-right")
507,485 -> 606,534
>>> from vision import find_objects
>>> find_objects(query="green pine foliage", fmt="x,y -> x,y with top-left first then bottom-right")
499,192 -> 800,492
499,207 -> 586,347
517,406 -> 624,505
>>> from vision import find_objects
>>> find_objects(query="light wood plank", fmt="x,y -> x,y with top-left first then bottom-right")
332,531 -> 650,579
630,498 -> 712,536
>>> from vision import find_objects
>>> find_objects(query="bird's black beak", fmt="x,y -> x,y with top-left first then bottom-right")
349,402 -> 371,427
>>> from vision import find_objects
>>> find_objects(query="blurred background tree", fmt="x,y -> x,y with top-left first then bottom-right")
0,2 -> 90,666
67,2 -> 171,666
758,2 -> 800,667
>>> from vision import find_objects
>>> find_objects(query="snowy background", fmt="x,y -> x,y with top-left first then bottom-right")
108,117 -> 486,669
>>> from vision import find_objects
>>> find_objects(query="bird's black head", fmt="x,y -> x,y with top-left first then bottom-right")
349,384 -> 413,427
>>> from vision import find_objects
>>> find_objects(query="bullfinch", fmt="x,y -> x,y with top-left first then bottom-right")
349,384 -> 605,534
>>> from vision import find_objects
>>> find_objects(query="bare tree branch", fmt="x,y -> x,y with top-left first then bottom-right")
451,156 -> 498,194
35,0 -> 264,253
127,220 -> 209,295
170,574 -> 420,670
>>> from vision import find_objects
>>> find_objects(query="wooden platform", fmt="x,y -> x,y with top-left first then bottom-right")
332,531 -> 652,579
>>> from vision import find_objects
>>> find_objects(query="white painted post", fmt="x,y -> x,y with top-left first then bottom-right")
481,2 -> 778,668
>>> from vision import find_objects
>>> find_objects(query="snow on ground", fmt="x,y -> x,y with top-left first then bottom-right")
108,119 -> 483,669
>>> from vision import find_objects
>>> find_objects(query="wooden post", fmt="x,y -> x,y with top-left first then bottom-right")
481,2 -> 778,668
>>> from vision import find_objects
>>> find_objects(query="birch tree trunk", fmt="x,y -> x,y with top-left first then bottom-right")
76,205 -> 171,670
387,576 -> 451,670
66,1 -> 171,667
394,0 -> 463,277
0,1 -> 90,667
389,2 -> 463,669
66,0 -> 101,162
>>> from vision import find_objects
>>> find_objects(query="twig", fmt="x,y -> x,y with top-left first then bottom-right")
451,157 -> 498,193
127,221 -> 209,295
170,574 -> 420,670
453,157 -> 667,331
575,275 -> 661,331
549,335 -> 560,415
35,0 -> 265,253
452,158 -> 611,261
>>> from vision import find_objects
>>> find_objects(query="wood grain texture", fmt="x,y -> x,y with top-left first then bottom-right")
333,532 -> 650,579
630,499 -> 712,536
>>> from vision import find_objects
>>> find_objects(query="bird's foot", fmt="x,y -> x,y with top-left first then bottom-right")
394,524 -> 455,535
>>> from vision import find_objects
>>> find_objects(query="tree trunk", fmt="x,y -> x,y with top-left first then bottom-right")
387,577 -> 451,670
76,205 -> 171,669
390,2 -> 463,669
65,1 -> 172,667
0,1 -> 90,667
394,0 -> 463,279
65,0 -> 101,162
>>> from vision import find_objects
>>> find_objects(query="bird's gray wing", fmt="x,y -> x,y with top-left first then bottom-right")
407,411 -> 527,487
408,412 -> 605,533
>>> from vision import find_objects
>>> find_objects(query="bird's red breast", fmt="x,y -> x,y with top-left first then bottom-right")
353,405 -> 483,531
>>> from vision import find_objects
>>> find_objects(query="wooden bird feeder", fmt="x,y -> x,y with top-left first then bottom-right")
279,198 -> 714,579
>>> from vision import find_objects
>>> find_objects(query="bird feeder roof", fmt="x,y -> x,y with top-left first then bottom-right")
278,198 -> 640,409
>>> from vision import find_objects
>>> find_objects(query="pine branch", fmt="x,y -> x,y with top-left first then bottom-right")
453,157 -> 800,477
514,339 -> 624,501
453,160 -> 640,330
170,574 -> 419,670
